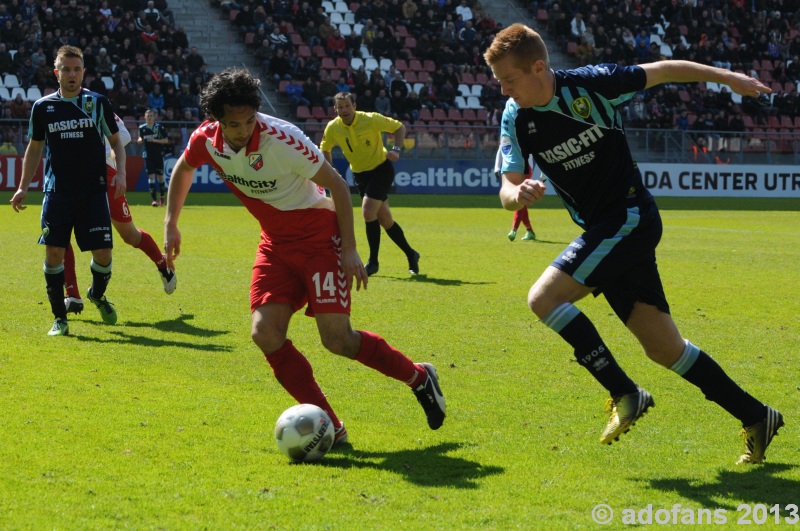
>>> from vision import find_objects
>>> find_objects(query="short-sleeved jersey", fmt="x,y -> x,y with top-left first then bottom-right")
106,114 -> 131,170
138,121 -> 168,159
499,64 -> 652,228
320,111 -> 402,173
183,112 -> 332,243
29,88 -> 118,194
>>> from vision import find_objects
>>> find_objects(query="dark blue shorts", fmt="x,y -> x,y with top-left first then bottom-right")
551,201 -> 669,323
145,156 -> 164,176
39,191 -> 113,251
353,159 -> 394,201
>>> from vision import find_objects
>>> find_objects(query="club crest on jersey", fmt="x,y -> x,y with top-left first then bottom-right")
500,135 -> 512,156
571,97 -> 591,119
83,100 -> 95,114
249,154 -> 263,170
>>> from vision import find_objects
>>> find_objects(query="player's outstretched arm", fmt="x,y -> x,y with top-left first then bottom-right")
164,154 -> 195,269
11,139 -> 45,212
641,60 -> 771,97
311,161 -> 368,292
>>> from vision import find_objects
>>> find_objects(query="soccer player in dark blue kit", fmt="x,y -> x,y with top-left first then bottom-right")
484,24 -> 783,464
138,108 -> 170,206
10,45 -> 127,336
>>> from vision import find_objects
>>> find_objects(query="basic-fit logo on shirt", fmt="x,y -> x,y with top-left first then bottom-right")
249,154 -> 263,170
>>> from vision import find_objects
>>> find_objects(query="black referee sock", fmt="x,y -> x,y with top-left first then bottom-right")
385,222 -> 414,256
90,259 -> 112,300
44,261 -> 67,319
671,342 -> 766,426
544,303 -> 638,397
365,219 -> 381,264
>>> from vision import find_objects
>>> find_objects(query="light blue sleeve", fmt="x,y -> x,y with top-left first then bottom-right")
499,99 -> 525,174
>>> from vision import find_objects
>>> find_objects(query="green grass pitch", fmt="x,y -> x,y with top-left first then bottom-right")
1,192 -> 798,529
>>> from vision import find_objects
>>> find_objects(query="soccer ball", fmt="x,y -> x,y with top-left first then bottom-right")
274,404 -> 335,463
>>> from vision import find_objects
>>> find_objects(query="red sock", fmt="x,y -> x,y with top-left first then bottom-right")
63,243 -> 80,298
356,331 -> 426,387
265,340 -> 341,428
134,229 -> 167,269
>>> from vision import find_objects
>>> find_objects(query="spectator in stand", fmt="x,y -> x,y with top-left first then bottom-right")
132,85 -> 150,116
336,75 -> 352,94
285,77 -> 310,112
455,0 -> 473,22
144,0 -> 162,27
358,87 -> 376,112
318,16 -> 335,44
390,89 -> 408,120
0,43 -> 12,74
441,21 -> 457,46
401,0 -> 418,25
185,46 -> 205,74
327,28 -> 347,58
458,20 -> 477,47
575,35 -> 594,65
570,12 -> 586,41
268,47 -> 293,83
234,4 -> 255,34
268,24 -> 290,51
95,47 -> 114,76
320,72 -> 338,109
302,76 -> 321,108
375,88 -> 391,115
114,85 -> 136,117
674,109 -> 690,131
177,82 -> 200,117
148,84 -> 166,113
438,79 -> 458,110
9,93 -> 32,119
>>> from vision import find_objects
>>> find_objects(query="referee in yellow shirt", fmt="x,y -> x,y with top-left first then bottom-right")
321,92 -> 420,277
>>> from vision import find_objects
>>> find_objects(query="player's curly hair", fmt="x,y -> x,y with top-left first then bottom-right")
200,68 -> 262,120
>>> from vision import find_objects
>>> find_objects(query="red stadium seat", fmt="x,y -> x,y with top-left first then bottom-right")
404,37 -> 417,50
298,45 -> 311,58
760,59 -> 773,71
322,57 -> 336,70
244,32 -> 255,46
405,71 -> 418,83
475,72 -> 489,85
419,108 -> 432,122
279,80 -> 290,92
296,106 -> 311,119
461,72 -> 475,84
395,25 -> 408,38
395,58 -> 408,71
408,59 -> 423,72
566,41 -> 578,55
447,108 -> 463,122
537,9 -> 548,23
432,108 -> 447,121
794,116 -> 800,129
461,108 -> 478,124
780,116 -> 794,130
290,33 -> 304,46
422,60 -> 436,72
312,106 -> 328,120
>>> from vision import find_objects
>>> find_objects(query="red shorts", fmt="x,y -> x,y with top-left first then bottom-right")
106,165 -> 133,223
250,234 -> 351,317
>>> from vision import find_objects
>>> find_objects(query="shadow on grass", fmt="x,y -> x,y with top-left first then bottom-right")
643,463 -> 800,512
313,442 -> 504,488
380,274 -> 493,286
123,313 -> 228,337
70,314 -> 233,352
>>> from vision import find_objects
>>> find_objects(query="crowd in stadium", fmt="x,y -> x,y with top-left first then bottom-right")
2,0 -> 800,152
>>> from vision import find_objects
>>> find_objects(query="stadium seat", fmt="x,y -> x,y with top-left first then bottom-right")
742,115 -> 755,129
412,82 -> 424,94
0,87 -> 10,100
322,57 -> 336,70
566,41 -> 578,55
447,108 -> 463,122
330,12 -> 344,25
3,74 -> 20,88
404,71 -> 418,83
466,96 -> 482,109
360,45 -> 371,58
228,9 -> 239,21
296,106 -> 311,120
395,25 -> 408,39
328,69 -> 341,81
350,57 -> 364,70
290,32 -> 304,46
422,60 -> 436,72
408,59 -> 423,72
379,58 -> 393,72
458,84 -> 471,98
349,2 -> 360,11
365,58 -> 379,72
781,116 -> 794,130
312,106 -> 328,120
353,23 -> 363,36
476,108 -> 489,123
794,116 -> 800,129
475,72 -> 489,85
405,37 -> 417,50
395,58 -> 408,71
322,1 -> 334,12
344,12 -> 355,24
298,45 -> 311,59
26,86 -> 42,102
461,72 -> 475,85
278,80 -> 290,92
536,9 -> 548,23
432,108 -> 447,121
338,23 -> 352,36
660,44 -> 673,58
454,96 -> 468,110
462,109 -> 478,124
312,45 -> 327,57
336,57 -> 349,70
10,87 -> 26,100
471,85 -> 482,97
760,59 -> 773,71
419,108 -> 432,122
334,1 -> 349,13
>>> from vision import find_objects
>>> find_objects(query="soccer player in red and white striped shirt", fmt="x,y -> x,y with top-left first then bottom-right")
164,69 -> 446,442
